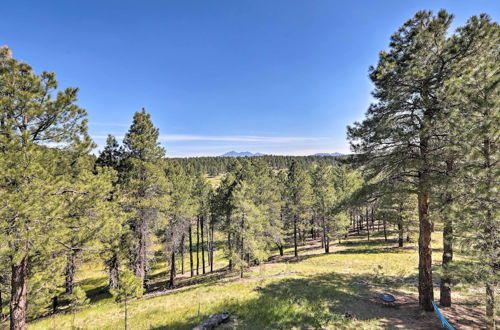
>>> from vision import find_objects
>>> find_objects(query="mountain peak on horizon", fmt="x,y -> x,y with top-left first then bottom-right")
221,151 -> 265,157
312,152 -> 344,156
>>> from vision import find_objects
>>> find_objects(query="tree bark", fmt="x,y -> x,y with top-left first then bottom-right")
10,255 -> 28,330
133,214 -> 148,284
228,232 -> 232,270
485,283 -> 496,330
189,223 -> 194,277
383,217 -> 387,242
210,223 -> 214,273
64,250 -> 77,294
440,160 -> 453,308
196,216 -> 200,275
108,252 -> 119,290
293,216 -> 298,257
201,215 -> 206,274
322,216 -> 329,253
52,296 -> 57,314
181,233 -> 185,275
0,288 -> 3,320
169,251 -> 176,288
397,207 -> 404,248
418,190 -> 434,311
366,208 -> 370,241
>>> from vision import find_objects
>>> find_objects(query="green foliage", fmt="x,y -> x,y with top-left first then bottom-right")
111,270 -> 144,302
68,287 -> 89,311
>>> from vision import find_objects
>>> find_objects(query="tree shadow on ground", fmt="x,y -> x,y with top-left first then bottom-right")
150,271 -> 486,330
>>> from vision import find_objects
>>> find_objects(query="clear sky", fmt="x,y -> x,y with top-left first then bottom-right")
2,1 -> 498,157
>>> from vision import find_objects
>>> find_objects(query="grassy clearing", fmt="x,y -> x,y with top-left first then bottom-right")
27,231 -> 485,329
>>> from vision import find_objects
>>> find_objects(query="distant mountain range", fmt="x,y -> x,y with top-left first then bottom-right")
312,152 -> 344,156
220,151 -> 344,157
221,151 -> 265,157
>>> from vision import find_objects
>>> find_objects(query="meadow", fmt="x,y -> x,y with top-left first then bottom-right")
28,230 -> 485,330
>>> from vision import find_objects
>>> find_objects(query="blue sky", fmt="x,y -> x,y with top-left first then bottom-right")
2,1 -> 498,157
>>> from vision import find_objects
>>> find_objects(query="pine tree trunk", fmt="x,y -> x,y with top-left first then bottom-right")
418,190 -> 434,311
181,233 -> 185,275
169,251 -> 176,288
240,215 -> 245,278
366,208 -> 370,241
440,173 -> 453,307
322,216 -> 328,254
196,216 -> 200,275
485,283 -> 496,330
189,223 -> 194,277
278,244 -> 284,256
108,252 -> 119,290
210,224 -> 214,273
483,137 -> 496,330
398,210 -> 404,248
52,296 -> 57,314
10,255 -> 28,330
293,216 -> 298,257
133,215 -> 147,284
383,218 -> 387,242
201,215 -> 206,275
440,214 -> 452,307
228,232 -> 232,270
124,294 -> 128,330
0,289 -> 3,320
64,250 -> 77,294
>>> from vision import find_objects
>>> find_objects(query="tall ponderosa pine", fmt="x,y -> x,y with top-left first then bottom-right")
163,163 -> 195,287
311,163 -> 336,253
444,15 -> 499,328
122,109 -> 168,285
0,46 -> 90,329
347,11 -> 462,311
285,161 -> 312,257
95,135 -> 128,290
60,153 -> 116,294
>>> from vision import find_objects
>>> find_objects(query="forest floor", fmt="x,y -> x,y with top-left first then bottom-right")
24,231 -> 486,329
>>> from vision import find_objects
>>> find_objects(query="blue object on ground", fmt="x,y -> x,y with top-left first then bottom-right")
379,293 -> 396,303
432,301 -> 455,330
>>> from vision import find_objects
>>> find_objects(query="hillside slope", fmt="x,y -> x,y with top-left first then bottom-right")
29,233 -> 484,329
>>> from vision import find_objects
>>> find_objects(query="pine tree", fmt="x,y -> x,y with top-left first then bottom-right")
163,163 -> 195,287
311,163 -> 336,253
95,135 -> 128,291
285,161 -> 312,257
0,46 -> 90,329
111,269 -> 144,330
122,109 -> 168,285
347,11 -> 460,311
444,15 -> 499,328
